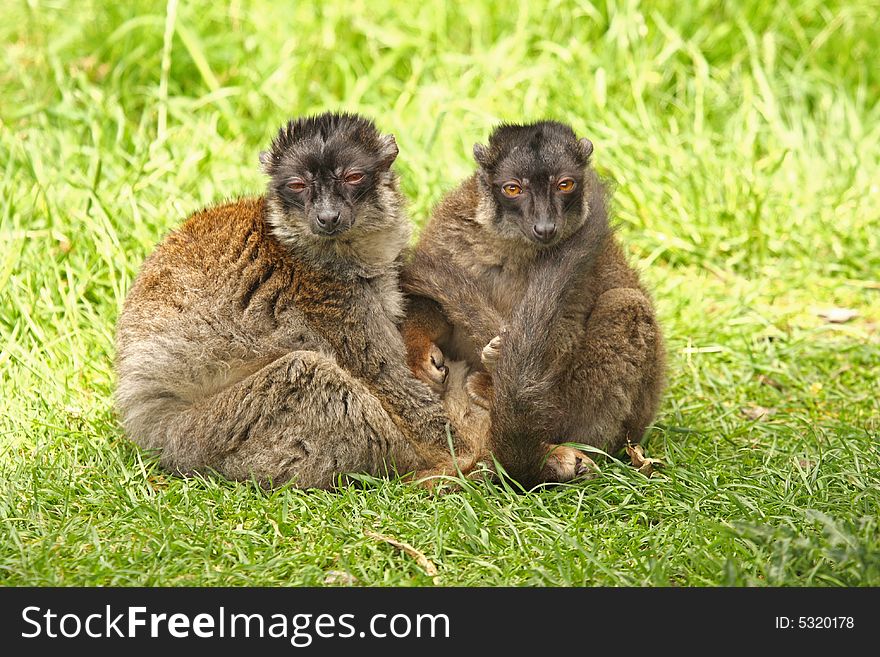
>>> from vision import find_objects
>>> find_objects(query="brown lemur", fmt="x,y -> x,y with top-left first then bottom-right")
400,121 -> 666,488
115,112 -> 484,489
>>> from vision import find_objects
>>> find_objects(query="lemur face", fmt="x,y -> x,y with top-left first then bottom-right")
474,121 -> 593,247
261,113 -> 398,239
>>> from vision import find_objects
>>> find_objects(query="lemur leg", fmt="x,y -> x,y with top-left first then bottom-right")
401,295 -> 454,392
152,351 -> 441,489
555,287 -> 664,454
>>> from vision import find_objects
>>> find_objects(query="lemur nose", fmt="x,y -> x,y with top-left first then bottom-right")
316,210 -> 342,229
532,222 -> 557,243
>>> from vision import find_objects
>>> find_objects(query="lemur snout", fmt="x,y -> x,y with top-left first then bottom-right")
315,209 -> 343,233
531,221 -> 557,243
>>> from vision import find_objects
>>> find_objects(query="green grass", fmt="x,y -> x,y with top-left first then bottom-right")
1,0 -> 878,586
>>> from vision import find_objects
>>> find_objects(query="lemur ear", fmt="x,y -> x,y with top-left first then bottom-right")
379,134 -> 399,168
578,138 -> 594,160
473,143 -> 490,167
259,150 -> 273,174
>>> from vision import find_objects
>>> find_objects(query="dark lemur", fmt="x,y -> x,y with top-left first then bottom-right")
401,121 -> 666,487
115,112 -> 482,489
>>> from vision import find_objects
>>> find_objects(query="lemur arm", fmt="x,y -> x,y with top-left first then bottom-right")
400,248 -> 504,356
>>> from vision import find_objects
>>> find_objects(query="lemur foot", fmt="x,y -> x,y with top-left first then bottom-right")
540,444 -> 598,483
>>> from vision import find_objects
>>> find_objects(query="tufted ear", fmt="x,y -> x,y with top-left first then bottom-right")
578,138 -> 594,161
378,134 -> 399,168
473,143 -> 490,168
259,150 -> 273,174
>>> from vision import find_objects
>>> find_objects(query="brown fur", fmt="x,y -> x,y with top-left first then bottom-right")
401,139 -> 666,487
116,118 -> 484,489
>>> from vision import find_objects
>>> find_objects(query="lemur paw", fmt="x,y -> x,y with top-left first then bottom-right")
416,343 -> 448,393
481,335 -> 503,373
465,371 -> 493,411
540,444 -> 598,483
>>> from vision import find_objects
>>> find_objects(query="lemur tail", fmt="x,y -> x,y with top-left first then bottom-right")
489,174 -> 611,486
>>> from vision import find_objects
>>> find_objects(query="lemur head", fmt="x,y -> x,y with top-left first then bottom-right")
261,113 -> 408,272
473,121 -> 594,248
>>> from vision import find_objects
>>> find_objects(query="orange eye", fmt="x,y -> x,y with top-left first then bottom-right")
287,179 -> 306,192
344,172 -> 365,185
502,183 -> 523,197
557,178 -> 576,193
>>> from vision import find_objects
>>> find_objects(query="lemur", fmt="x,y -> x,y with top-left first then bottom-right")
115,113 -> 483,489
401,121 -> 666,487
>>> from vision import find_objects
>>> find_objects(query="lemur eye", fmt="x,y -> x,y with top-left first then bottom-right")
344,172 -> 365,185
502,183 -> 523,197
557,178 -> 576,193
287,178 -> 307,193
